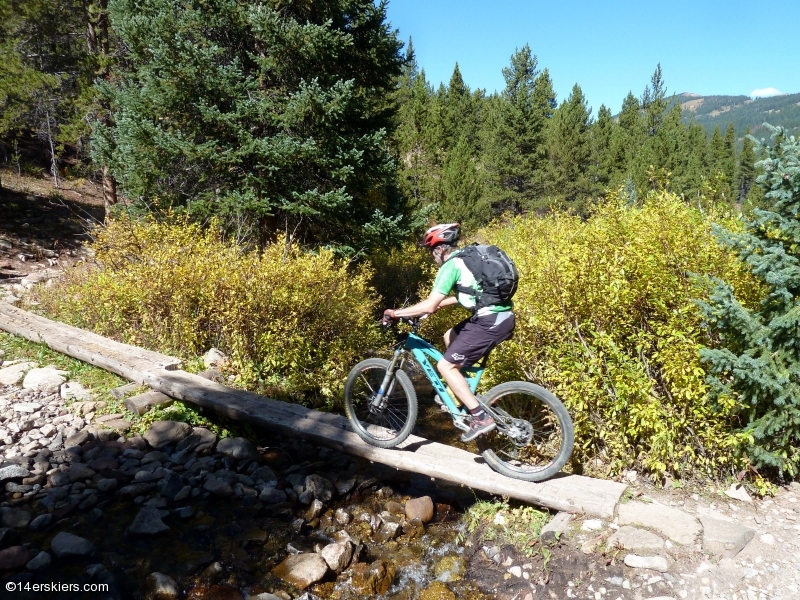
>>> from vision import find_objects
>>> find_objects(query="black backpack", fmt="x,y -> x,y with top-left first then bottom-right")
449,243 -> 519,310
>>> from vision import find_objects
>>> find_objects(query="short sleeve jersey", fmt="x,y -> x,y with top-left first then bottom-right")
431,250 -> 513,316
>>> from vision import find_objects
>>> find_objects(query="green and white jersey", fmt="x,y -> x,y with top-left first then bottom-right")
432,250 -> 513,316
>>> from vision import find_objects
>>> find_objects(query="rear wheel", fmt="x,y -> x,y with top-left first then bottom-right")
344,358 -> 418,448
477,381 -> 573,481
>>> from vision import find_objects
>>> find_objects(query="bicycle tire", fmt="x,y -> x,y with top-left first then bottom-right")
477,381 -> 574,482
344,358 -> 418,449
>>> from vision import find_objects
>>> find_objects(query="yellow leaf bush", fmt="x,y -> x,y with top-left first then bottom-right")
37,216 -> 381,405
415,191 -> 761,479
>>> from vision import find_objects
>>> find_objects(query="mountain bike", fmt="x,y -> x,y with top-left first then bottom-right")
343,317 -> 574,482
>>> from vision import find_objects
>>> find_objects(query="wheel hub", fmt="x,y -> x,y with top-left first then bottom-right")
505,419 -> 533,447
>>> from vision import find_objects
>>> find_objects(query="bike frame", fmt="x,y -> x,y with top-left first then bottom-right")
374,329 -> 486,418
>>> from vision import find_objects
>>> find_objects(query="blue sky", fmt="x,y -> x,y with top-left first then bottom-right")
384,0 -> 800,114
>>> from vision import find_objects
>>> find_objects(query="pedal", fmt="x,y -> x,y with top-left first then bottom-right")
452,417 -> 471,433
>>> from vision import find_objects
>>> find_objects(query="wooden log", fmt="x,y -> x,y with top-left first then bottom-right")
109,382 -> 140,400
124,390 -> 173,416
0,302 -> 628,517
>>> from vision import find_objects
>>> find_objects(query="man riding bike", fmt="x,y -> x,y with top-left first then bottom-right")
383,223 -> 516,442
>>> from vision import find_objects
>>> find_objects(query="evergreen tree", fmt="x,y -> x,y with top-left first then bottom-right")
737,127 -> 757,202
485,45 -> 554,210
722,123 -> 737,190
707,125 -> 733,202
438,134 -> 488,227
698,126 -> 800,476
589,104 -> 615,193
546,83 -> 592,210
96,0 -> 405,251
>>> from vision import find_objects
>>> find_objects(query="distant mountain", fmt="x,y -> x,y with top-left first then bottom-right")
676,92 -> 800,139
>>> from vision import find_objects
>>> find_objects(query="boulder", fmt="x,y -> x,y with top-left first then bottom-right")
175,427 -> 217,453
60,381 -> 93,402
305,474 -> 334,502
26,550 -> 51,571
145,572 -> 180,600
203,477 -> 233,497
405,496 -> 434,523
0,545 -> 30,570
0,361 -> 37,386
623,554 -> 669,572
608,526 -> 665,554
202,348 -> 228,368
22,367 -> 69,393
29,514 -> 53,531
0,464 -> 30,482
0,507 -> 32,529
143,421 -> 192,448
273,553 -> 329,589
128,507 -> 169,535
216,437 -> 260,462
67,463 -> 96,482
699,515 -> 755,557
251,466 -> 276,483
349,559 -> 396,595
259,487 -> 287,504
617,500 -> 700,545
64,429 -> 93,448
50,532 -> 94,557
319,541 -> 353,573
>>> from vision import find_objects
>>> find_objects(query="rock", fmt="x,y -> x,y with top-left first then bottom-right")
541,511 -> 572,542
581,519 -> 604,531
0,464 -> 30,482
97,478 -> 118,493
259,487 -> 287,504
306,499 -> 324,520
420,581 -> 456,600
129,506 -> 169,535
216,437 -> 260,462
143,421 -> 192,448
145,572 -> 180,600
0,362 -> 37,386
67,463 -> 96,482
434,555 -> 464,582
26,550 -> 51,571
60,381 -> 93,402
319,541 -> 353,573
204,477 -> 233,497
101,419 -> 132,432
273,553 -> 329,589
334,508 -> 351,525
724,482 -> 752,502
173,485 -> 191,502
48,470 -> 70,487
12,401 -> 42,413
50,532 -> 94,557
119,483 -> 157,497
175,427 -> 217,453
0,528 -> 20,550
405,496 -> 434,523
0,546 -> 30,570
29,514 -> 53,531
349,559 -> 396,595
251,466 -> 276,483
334,477 -> 356,496
22,367 -> 69,393
699,515 -> 755,557
176,506 -> 193,519
304,474 -> 334,502
0,507 -> 32,529
202,348 -> 228,368
160,472 -> 183,501
623,554 -> 669,572
608,526 -> 665,554
64,429 -> 92,448
617,500 -> 701,545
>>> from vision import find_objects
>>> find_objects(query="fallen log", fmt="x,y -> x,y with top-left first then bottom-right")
0,302 -> 627,517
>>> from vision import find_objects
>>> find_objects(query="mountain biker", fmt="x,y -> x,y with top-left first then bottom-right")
383,223 -> 516,442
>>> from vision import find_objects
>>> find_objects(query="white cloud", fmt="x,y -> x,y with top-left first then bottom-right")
750,87 -> 784,98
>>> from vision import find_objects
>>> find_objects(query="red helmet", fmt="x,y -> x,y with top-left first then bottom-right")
422,223 -> 460,249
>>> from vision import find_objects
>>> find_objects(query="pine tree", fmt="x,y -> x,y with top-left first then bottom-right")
589,104 -> 615,193
546,83 -> 592,210
484,45 -> 554,211
698,126 -> 800,476
737,127 -> 757,202
438,135 -> 488,227
722,123 -> 738,190
95,0 -> 405,251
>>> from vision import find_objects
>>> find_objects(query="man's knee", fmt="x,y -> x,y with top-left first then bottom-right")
437,358 -> 456,375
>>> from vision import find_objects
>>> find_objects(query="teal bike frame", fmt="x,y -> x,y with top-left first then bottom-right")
374,328 -> 488,421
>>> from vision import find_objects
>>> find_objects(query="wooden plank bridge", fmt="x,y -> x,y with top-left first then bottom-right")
0,302 -> 627,517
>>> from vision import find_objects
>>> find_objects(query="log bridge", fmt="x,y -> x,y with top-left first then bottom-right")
0,302 -> 627,517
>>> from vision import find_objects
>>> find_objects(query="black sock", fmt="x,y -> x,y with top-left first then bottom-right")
469,407 -> 485,419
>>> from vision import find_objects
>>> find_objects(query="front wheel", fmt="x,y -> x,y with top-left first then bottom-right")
477,381 -> 574,482
343,358 -> 418,448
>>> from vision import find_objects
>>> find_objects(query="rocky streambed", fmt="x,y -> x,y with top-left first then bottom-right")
0,360 -> 504,600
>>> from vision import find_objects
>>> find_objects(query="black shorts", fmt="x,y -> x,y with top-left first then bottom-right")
443,311 -> 516,367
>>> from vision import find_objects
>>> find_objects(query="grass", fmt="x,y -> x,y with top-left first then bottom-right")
461,498 -> 551,558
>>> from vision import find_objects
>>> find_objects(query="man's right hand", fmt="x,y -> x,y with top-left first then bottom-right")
382,309 -> 398,325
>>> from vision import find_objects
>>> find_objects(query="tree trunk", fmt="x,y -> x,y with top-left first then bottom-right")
102,164 -> 117,222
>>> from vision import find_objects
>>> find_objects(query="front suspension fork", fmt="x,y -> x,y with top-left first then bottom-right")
371,349 -> 405,410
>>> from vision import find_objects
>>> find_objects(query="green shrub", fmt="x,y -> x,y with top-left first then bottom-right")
36,216 -> 381,406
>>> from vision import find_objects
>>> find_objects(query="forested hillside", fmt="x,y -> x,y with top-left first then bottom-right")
678,92 -> 800,139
